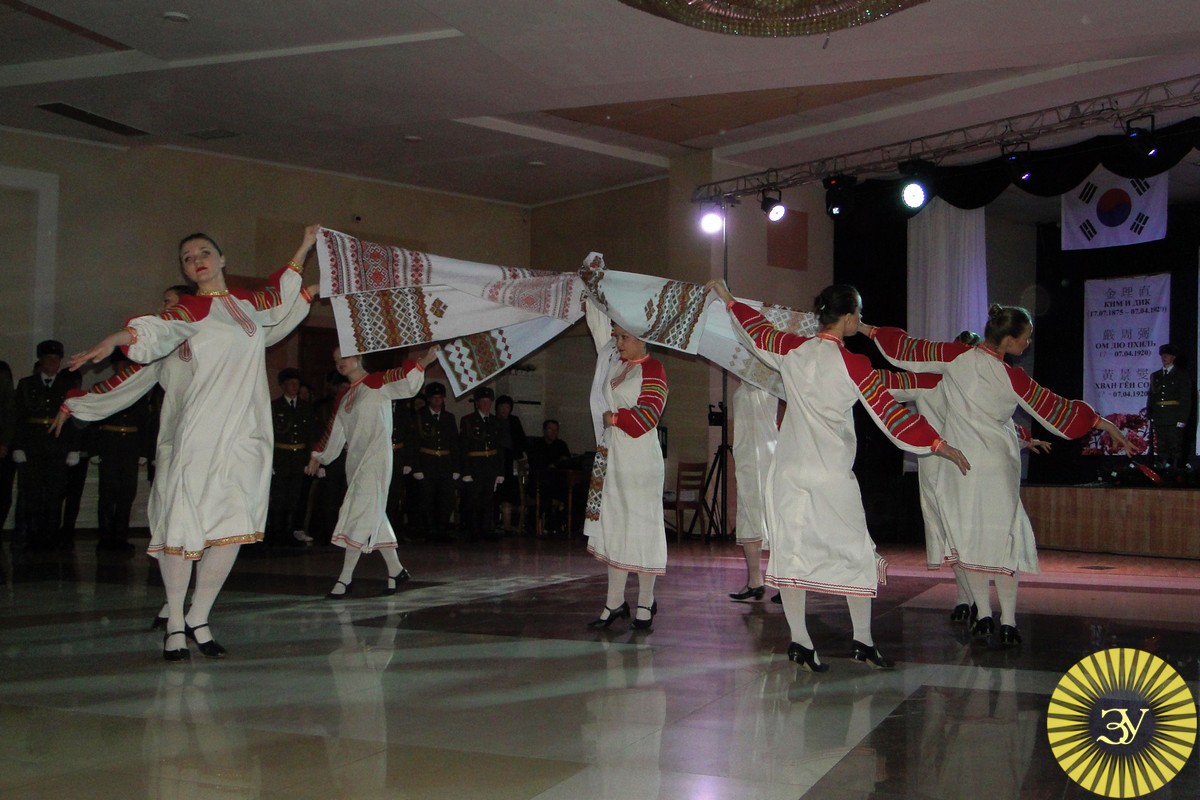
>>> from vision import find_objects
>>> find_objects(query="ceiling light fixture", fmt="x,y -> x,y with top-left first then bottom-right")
822,174 -> 857,218
760,190 -> 785,222
1124,114 -> 1158,158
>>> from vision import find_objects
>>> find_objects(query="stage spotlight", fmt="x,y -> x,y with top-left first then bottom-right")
1002,142 -> 1032,183
700,210 -> 724,234
1125,114 -> 1158,158
898,159 -> 934,211
760,190 -> 785,221
822,174 -> 857,218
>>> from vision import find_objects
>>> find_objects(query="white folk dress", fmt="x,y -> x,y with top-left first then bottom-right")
311,363 -> 425,552
64,289 -> 313,559
122,265 -> 306,559
732,382 -> 778,547
728,302 -> 945,597
869,328 -> 1098,576
583,303 -> 668,575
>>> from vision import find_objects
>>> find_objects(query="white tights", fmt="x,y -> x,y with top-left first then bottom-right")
779,587 -> 875,655
603,566 -> 657,620
159,544 -> 241,648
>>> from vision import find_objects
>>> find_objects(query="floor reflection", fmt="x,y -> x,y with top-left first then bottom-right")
0,538 -> 1196,799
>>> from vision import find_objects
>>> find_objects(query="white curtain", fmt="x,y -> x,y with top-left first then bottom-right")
906,197 -> 988,340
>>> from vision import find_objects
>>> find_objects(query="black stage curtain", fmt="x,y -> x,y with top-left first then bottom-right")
917,117 -> 1200,209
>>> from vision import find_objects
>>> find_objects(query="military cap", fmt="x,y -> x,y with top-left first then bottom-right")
37,339 -> 64,358
473,386 -> 495,402
278,367 -> 303,384
425,381 -> 447,398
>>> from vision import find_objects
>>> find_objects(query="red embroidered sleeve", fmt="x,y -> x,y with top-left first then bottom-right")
878,370 -> 942,392
730,301 -> 807,355
1015,424 -> 1032,443
870,326 -> 970,367
1006,365 -> 1098,439
613,357 -> 668,438
235,265 -> 292,311
379,360 -> 423,386
842,349 -> 941,450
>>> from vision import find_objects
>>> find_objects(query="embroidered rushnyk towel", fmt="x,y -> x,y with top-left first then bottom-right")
579,256 -> 817,399
316,227 -> 587,394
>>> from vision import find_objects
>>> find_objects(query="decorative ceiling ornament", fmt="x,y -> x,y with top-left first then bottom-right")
616,0 -> 930,37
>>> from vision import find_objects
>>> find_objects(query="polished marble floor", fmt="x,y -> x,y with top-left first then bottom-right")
1,534 -> 1197,799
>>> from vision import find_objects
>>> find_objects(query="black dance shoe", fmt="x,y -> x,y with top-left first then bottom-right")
150,614 -> 168,632
326,580 -> 353,600
851,640 -> 895,670
949,604 -> 971,622
184,623 -> 227,659
586,601 -> 630,629
998,624 -> 1022,647
729,585 -> 765,601
631,600 -> 658,630
971,617 -> 995,640
162,631 -> 190,663
771,592 -> 782,604
383,568 -> 411,596
787,642 -> 829,673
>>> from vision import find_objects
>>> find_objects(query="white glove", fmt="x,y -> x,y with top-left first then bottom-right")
494,476 -> 504,490
66,451 -> 80,467
402,465 -> 412,475
413,471 -> 425,480
13,450 -> 27,464
138,457 -> 148,465
89,455 -> 101,465
461,475 -> 474,483
317,467 -> 327,478
452,472 -> 460,481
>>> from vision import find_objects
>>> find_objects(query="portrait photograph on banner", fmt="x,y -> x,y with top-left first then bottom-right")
1080,273 -> 1170,455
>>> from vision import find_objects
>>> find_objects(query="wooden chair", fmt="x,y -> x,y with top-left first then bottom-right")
664,461 -> 709,543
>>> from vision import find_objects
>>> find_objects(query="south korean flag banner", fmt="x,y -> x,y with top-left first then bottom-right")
1061,166 -> 1167,250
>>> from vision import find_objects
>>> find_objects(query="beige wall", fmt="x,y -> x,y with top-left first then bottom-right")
0,129 -> 529,389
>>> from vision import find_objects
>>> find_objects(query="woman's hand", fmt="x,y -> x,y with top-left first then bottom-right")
856,322 -> 876,337
705,279 -> 735,305
937,442 -> 971,476
1023,438 -> 1052,454
48,408 -> 71,437
304,456 -> 321,476
291,223 -> 322,267
418,346 -> 439,368
602,411 -> 614,429
305,283 -> 320,298
1095,418 -> 1138,456
67,330 -> 133,371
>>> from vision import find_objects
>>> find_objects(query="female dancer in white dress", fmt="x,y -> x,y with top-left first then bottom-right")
710,280 -> 970,671
55,280 -> 315,630
306,346 -> 436,599
68,226 -> 320,660
863,304 -> 1134,645
583,302 -> 669,630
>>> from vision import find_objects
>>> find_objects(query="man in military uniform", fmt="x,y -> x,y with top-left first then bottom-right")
413,382 -> 459,542
459,386 -> 504,542
267,367 -> 318,547
386,397 -> 418,540
1147,343 -> 1193,468
91,350 -> 151,553
12,340 -> 78,551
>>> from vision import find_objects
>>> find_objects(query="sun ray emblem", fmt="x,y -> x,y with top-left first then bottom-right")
1048,648 -> 1196,797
